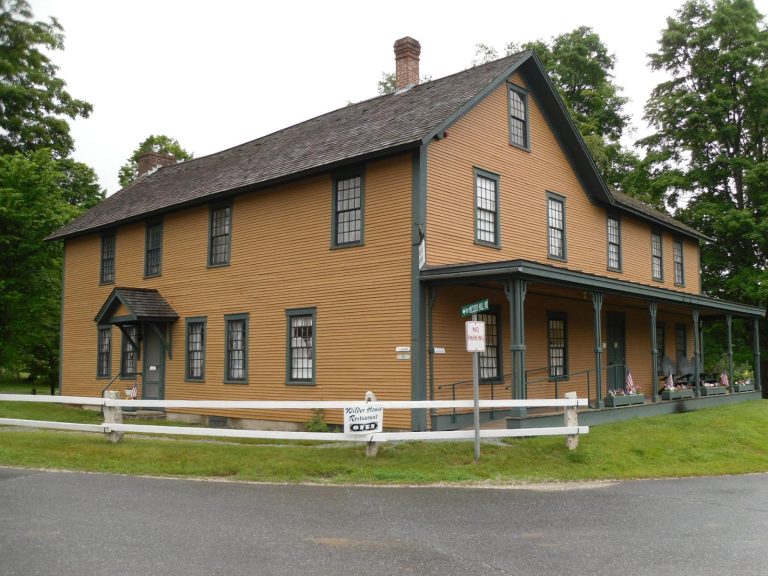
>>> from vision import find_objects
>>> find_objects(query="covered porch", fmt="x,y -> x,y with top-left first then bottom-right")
421,260 -> 764,430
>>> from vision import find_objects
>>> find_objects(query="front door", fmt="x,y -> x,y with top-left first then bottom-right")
606,312 -> 626,392
142,323 -> 165,400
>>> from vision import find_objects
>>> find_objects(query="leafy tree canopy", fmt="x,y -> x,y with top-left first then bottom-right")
0,0 -> 92,157
118,134 -> 192,188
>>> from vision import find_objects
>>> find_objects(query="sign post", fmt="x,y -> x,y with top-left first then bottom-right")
462,299 -> 488,463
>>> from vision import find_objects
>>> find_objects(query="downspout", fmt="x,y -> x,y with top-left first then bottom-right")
57,241 -> 67,396
411,145 -> 428,431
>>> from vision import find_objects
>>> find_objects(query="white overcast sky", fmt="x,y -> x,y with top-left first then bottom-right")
29,0 -> 768,195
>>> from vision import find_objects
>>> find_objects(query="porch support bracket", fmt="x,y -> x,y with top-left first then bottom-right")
147,322 -> 172,360
504,279 -> 528,417
116,325 -> 141,361
592,292 -> 604,409
754,319 -> 762,391
649,301 -> 659,402
693,309 -> 701,397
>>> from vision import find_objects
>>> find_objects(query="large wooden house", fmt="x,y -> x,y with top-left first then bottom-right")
48,37 -> 764,430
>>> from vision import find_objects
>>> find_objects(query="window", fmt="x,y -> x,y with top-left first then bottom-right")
224,314 -> 248,383
120,325 -> 138,377
607,216 -> 622,271
100,234 -> 115,284
547,193 -> 566,260
209,204 -> 232,266
675,324 -> 687,364
548,314 -> 568,378
508,84 -> 529,149
673,240 -> 685,285
652,232 -> 663,281
97,326 -> 112,378
478,310 -> 502,381
656,323 -> 666,359
287,309 -> 315,384
144,221 -> 163,277
185,318 -> 206,381
333,174 -> 363,246
474,169 -> 500,247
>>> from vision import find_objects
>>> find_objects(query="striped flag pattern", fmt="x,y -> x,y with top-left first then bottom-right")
625,369 -> 636,394
719,371 -> 729,388
129,380 -> 138,399
665,373 -> 674,390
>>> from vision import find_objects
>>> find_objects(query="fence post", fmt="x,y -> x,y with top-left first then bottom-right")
564,391 -> 579,450
365,391 -> 379,458
103,390 -> 124,443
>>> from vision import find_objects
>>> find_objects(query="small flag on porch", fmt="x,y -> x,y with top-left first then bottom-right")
719,371 -> 730,388
129,380 -> 138,399
664,373 -> 675,391
625,369 -> 636,394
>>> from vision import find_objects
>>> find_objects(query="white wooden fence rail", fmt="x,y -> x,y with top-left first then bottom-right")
0,394 -> 588,447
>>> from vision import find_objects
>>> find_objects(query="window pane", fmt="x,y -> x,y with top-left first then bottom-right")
509,88 -> 527,147
145,222 -> 162,276
674,241 -> 684,284
98,327 -> 111,377
476,175 -> 497,244
210,207 -> 231,265
101,236 -> 115,283
335,176 -> 361,245
548,317 -> 567,378
121,326 -> 137,376
290,314 -> 313,381
607,217 -> 621,269
226,318 -> 246,381
548,198 -> 564,258
652,233 -> 662,279
187,321 -> 205,379
478,311 -> 500,381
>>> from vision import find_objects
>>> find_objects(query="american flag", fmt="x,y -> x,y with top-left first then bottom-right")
665,373 -> 675,390
719,371 -> 729,388
625,369 -> 636,394
129,380 -> 138,399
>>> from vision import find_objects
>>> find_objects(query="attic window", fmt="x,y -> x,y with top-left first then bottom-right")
508,84 -> 530,150
332,172 -> 364,247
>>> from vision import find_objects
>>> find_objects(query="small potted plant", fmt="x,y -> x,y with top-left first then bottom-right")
732,364 -> 755,393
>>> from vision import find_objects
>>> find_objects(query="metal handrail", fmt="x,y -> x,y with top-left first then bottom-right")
516,368 -> 595,402
436,373 -> 511,424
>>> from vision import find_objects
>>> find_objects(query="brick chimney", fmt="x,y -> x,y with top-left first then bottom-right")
394,36 -> 421,92
137,151 -> 177,177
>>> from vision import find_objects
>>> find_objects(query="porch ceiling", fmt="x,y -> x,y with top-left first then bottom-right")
420,259 -> 765,319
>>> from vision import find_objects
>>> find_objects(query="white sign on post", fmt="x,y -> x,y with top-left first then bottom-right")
465,321 -> 486,352
344,405 -> 384,433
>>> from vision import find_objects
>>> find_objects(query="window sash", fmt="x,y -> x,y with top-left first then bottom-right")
652,233 -> 663,280
145,222 -> 162,276
97,327 -> 111,377
186,321 -> 205,380
289,314 -> 314,382
335,176 -> 362,245
548,198 -> 565,258
673,241 -> 684,284
101,235 -> 115,283
209,206 -> 231,265
607,217 -> 621,270
475,174 -> 498,245
548,317 -> 567,378
226,318 -> 246,381
477,311 -> 501,381
509,88 -> 527,148
121,326 -> 138,376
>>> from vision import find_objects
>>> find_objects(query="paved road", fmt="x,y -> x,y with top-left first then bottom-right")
1,468 -> 766,576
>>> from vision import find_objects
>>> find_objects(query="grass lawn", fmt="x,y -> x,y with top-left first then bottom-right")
1,396 -> 767,485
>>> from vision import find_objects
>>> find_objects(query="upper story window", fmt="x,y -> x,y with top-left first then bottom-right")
607,216 -> 622,271
651,231 -> 663,281
209,204 -> 232,266
287,308 -> 315,384
224,313 -> 248,383
673,240 -> 685,285
474,169 -> 500,247
508,84 -> 529,149
97,326 -> 111,378
144,220 -> 163,277
547,192 -> 566,260
333,173 -> 364,247
120,325 -> 138,377
100,233 -> 115,284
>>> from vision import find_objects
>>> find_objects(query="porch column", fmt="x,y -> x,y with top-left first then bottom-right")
726,314 -> 734,390
649,302 -> 659,402
504,279 -> 527,416
427,288 -> 437,404
754,318 -> 762,391
692,309 -> 701,397
592,292 -> 604,409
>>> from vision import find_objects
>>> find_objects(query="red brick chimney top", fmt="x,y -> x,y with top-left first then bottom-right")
394,36 -> 421,92
137,151 -> 177,177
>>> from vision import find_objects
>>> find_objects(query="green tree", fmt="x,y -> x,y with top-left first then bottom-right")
0,0 -> 92,158
641,0 -> 768,312
118,134 -> 192,188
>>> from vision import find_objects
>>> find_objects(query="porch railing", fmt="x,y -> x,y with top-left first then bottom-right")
436,374 -> 511,424
520,367 -> 596,405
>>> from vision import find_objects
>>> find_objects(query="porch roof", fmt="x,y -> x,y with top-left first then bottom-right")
94,287 -> 179,325
420,260 -> 765,319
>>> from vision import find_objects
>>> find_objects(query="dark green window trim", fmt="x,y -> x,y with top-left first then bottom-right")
96,325 -> 112,379
477,307 -> 502,382
120,325 -> 138,379
144,219 -> 163,278
208,202 -> 232,267
656,323 -> 666,360
185,317 -> 207,382
224,313 -> 248,384
546,192 -> 567,261
331,169 -> 365,248
100,232 -> 116,285
651,230 -> 663,282
675,324 -> 687,367
606,215 -> 622,272
673,239 -> 685,286
507,83 -> 530,151
286,307 -> 316,385
474,168 -> 501,248
547,312 -> 568,380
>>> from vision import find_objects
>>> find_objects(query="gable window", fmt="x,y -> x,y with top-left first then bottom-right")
652,231 -> 663,281
209,204 -> 232,266
97,326 -> 112,378
607,216 -> 622,271
508,84 -> 529,149
120,325 -> 138,378
287,308 -> 315,384
224,313 -> 248,383
547,193 -> 566,260
673,240 -> 685,285
333,173 -> 364,246
547,313 -> 568,379
144,220 -> 163,277
475,169 -> 500,247
100,233 -> 115,284
185,318 -> 206,381
478,310 -> 502,381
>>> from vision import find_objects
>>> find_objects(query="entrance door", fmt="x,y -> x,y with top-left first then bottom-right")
606,312 -> 626,392
142,323 -> 165,400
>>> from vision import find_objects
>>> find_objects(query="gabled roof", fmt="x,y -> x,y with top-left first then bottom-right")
48,49 -> 700,242
94,287 -> 179,325
611,189 -> 710,241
